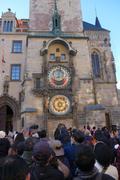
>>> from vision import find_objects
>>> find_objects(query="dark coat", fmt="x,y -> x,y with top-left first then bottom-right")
30,163 -> 64,180
0,138 -> 10,158
73,167 -> 115,180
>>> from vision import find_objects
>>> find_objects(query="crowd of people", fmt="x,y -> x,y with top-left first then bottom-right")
0,123 -> 120,180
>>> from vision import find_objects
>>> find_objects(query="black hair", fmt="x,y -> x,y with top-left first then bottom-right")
72,130 -> 85,143
75,144 -> 95,172
94,142 -> 112,168
29,124 -> 39,130
38,130 -> 47,138
14,133 -> 25,145
1,155 -> 29,180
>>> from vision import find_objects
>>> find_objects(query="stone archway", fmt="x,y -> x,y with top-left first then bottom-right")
0,95 -> 20,133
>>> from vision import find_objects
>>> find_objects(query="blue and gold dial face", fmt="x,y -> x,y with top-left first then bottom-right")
49,95 -> 70,115
48,66 -> 71,88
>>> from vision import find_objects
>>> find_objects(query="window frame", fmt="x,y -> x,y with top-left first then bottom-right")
3,20 -> 13,32
91,51 -> 101,78
49,53 -> 56,61
12,40 -> 22,53
11,64 -> 21,81
61,53 -> 66,61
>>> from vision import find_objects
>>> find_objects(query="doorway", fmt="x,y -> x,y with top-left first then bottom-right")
105,112 -> 111,130
0,105 -> 13,134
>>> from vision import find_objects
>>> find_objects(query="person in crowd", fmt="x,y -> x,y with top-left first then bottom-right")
14,132 -> 25,146
91,126 -> 96,136
109,129 -> 120,163
92,129 -> 109,146
0,131 -> 10,158
30,141 -> 64,180
54,123 -> 70,144
49,139 -> 70,168
1,155 -> 30,180
29,124 -> 39,138
22,137 -> 34,167
115,144 -> 120,180
74,144 -> 115,180
110,129 -> 120,148
0,131 -> 10,178
94,142 -> 118,180
8,143 -> 18,156
64,129 -> 85,176
49,139 -> 71,179
38,129 -> 49,142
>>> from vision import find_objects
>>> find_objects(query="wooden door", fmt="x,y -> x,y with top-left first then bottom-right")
105,113 -> 111,130
0,106 -> 6,131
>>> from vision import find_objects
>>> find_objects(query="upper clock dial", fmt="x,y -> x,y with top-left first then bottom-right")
48,66 -> 71,88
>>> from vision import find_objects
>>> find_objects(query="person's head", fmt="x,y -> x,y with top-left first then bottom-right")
71,130 -> 85,144
94,142 -> 112,168
38,130 -> 47,138
8,143 -> 18,156
32,141 -> 53,166
14,132 -> 25,144
29,124 -> 39,136
0,131 -> 6,139
24,137 -> 34,151
94,129 -> 103,141
1,155 -> 30,180
57,123 -> 66,129
49,140 -> 64,157
75,144 -> 95,172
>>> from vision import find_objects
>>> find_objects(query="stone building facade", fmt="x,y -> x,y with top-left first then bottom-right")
0,0 -> 119,135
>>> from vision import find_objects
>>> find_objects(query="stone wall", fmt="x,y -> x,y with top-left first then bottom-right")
29,0 -> 83,32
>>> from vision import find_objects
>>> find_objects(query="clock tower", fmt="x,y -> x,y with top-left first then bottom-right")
23,0 -> 93,135
29,0 -> 83,32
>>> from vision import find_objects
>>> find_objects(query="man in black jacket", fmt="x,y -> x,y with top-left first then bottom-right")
30,141 -> 64,180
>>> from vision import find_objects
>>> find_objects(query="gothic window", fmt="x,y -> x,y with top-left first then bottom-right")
12,40 -> 22,53
11,64 -> 21,81
91,51 -> 101,78
3,20 -> 13,32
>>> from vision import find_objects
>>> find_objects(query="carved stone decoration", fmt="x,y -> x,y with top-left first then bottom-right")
3,76 -> 10,95
0,95 -> 20,118
3,81 -> 9,95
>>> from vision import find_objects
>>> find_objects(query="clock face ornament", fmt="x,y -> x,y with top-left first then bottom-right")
49,95 -> 71,115
48,66 -> 71,88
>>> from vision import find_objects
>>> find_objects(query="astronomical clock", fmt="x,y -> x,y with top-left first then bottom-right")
48,65 -> 72,116
39,38 -> 76,119
48,66 -> 71,89
49,95 -> 71,115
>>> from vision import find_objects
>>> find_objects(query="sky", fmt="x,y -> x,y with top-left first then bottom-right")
0,0 -> 120,88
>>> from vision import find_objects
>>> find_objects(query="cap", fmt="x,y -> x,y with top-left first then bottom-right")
33,141 -> 52,160
49,140 -> 64,156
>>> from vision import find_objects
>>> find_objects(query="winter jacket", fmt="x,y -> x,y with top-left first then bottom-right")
30,163 -> 64,180
74,167 -> 115,180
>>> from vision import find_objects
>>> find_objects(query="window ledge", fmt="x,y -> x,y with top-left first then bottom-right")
11,52 -> 23,54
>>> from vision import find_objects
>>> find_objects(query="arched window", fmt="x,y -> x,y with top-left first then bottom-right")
3,20 -> 13,32
91,51 -> 101,78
